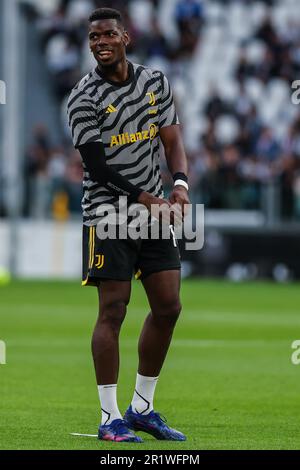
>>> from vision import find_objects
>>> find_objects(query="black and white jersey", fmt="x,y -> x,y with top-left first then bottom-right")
67,61 -> 179,226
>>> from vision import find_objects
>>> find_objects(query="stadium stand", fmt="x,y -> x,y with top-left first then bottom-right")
16,0 -> 300,221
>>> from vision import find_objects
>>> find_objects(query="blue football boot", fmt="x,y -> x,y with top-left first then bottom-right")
124,405 -> 186,441
98,418 -> 143,443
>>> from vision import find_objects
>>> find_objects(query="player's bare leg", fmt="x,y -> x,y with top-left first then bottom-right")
124,269 -> 185,440
93,280 -> 131,385
92,279 -> 142,442
138,269 -> 181,377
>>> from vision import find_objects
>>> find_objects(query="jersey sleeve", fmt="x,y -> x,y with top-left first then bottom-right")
158,74 -> 180,129
67,91 -> 101,148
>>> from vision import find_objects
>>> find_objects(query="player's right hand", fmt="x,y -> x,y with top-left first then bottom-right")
137,192 -> 182,226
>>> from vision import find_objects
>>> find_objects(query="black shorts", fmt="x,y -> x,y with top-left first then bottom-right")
82,224 -> 181,285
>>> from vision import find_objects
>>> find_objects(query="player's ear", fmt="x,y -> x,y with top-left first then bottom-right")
123,30 -> 130,47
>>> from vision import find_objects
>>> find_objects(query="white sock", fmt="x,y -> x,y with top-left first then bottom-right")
131,373 -> 159,415
98,384 -> 123,425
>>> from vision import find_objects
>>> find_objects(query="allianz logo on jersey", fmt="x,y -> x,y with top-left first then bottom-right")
110,124 -> 158,147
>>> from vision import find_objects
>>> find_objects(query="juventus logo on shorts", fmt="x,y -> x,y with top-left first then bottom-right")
95,255 -> 105,269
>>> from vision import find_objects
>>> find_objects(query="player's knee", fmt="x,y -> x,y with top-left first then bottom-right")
155,300 -> 182,326
100,300 -> 128,332
167,300 -> 182,323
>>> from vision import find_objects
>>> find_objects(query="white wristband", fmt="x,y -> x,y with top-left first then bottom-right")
174,179 -> 189,191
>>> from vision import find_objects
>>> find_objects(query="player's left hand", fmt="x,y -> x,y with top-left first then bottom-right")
169,186 -> 190,219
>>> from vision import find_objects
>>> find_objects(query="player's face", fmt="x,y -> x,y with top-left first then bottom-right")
89,19 -> 129,67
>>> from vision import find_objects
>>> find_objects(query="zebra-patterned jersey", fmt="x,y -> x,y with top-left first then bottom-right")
67,61 -> 179,226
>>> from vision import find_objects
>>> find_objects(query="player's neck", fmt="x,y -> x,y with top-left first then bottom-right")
97,59 -> 129,84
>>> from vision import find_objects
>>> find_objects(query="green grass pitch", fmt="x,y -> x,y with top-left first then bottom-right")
1,279 -> 300,450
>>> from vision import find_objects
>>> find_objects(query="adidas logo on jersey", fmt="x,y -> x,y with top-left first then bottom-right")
106,104 -> 118,113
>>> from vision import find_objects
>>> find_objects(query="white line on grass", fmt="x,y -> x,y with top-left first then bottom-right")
70,433 -> 98,438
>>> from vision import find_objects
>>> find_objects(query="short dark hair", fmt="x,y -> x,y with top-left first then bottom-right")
89,8 -> 123,26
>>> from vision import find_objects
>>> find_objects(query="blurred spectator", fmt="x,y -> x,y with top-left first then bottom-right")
204,91 -> 228,122
255,15 -> 277,49
236,51 -> 253,84
174,0 -> 204,56
255,127 -> 281,164
175,0 -> 204,35
45,34 -> 81,98
24,124 -> 83,218
65,150 -> 83,213
143,17 -> 171,59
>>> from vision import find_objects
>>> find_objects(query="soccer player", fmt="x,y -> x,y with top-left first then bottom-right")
67,7 -> 189,443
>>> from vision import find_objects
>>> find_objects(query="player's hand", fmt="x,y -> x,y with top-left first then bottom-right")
169,186 -> 190,219
138,192 -> 181,225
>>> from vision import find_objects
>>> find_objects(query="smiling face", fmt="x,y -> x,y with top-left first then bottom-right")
89,19 -> 129,68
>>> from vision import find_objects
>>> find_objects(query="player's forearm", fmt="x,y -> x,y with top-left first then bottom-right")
165,142 -> 189,193
160,126 -> 188,178
165,139 -> 188,177
78,142 -> 143,202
